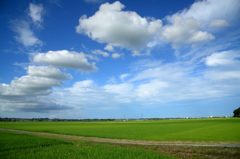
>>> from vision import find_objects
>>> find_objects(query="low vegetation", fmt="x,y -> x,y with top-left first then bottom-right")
109,143 -> 240,159
0,118 -> 239,142
0,131 -> 175,159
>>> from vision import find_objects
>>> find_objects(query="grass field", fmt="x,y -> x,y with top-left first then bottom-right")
0,118 -> 239,142
0,130 -> 175,159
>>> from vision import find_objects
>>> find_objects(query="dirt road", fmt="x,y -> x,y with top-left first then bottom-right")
1,128 -> 240,147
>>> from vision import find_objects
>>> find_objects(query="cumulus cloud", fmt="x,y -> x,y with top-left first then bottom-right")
33,50 -> 99,72
112,53 -> 121,59
76,1 -> 162,52
162,0 -> 240,48
28,3 -> 44,26
209,19 -> 229,27
0,65 -> 70,112
0,75 -> 62,96
11,20 -> 42,47
0,61 -> 74,113
76,0 -> 240,52
104,44 -> 115,52
27,66 -> 72,80
0,96 -> 70,113
92,50 -> 110,57
163,16 -> 215,48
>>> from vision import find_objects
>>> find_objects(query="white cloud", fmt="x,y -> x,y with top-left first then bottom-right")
205,71 -> 240,80
132,50 -> 150,56
209,19 -> 229,27
0,75 -> 62,96
27,66 -> 72,80
127,59 -> 238,101
177,0 -> 240,25
163,16 -> 215,48
129,63 -> 185,83
0,96 -> 70,113
76,0 -> 240,52
66,80 -> 95,94
0,66 -> 69,112
120,74 -> 130,81
56,60 -> 236,106
112,53 -> 121,59
76,1 -> 162,52
49,51 -> 240,110
204,50 -> 240,80
51,80 -> 116,108
11,20 -> 42,47
104,44 -> 114,52
29,3 -> 44,26
136,80 -> 168,99
102,83 -> 134,103
162,0 -> 240,48
103,83 -> 133,95
205,50 -> 240,67
92,50 -> 110,57
0,62 -> 73,113
85,54 -> 99,61
33,50 -> 99,72
10,3 -> 45,48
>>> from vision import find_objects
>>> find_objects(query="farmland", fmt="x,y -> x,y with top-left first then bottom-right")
0,118 -> 239,142
1,118 -> 240,159
0,130 -> 175,159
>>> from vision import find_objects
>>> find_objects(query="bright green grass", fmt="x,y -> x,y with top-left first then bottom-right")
0,118 -> 239,142
0,131 -> 175,159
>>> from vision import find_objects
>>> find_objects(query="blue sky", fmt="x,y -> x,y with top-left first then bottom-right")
0,0 -> 240,119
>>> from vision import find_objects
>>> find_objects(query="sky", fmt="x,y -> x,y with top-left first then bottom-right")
0,0 -> 240,119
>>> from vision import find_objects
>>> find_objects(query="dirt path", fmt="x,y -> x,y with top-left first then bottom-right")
1,128 -> 240,147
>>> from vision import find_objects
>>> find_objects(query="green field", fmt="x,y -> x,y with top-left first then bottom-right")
0,131 -> 175,159
0,118 -> 239,142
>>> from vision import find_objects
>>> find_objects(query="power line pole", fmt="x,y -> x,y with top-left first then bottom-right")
210,106 -> 212,117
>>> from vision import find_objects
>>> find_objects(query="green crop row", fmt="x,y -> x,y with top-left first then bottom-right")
0,131 -> 176,159
0,118 -> 239,142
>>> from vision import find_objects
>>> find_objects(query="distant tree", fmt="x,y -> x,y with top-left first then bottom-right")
233,107 -> 240,117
